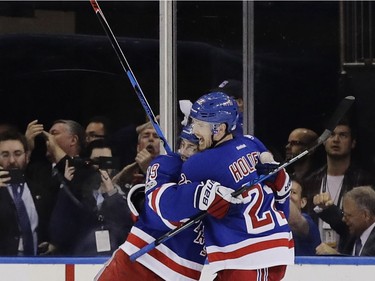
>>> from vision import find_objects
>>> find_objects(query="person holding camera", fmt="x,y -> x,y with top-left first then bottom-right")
0,130 -> 38,256
25,119 -> 87,255
48,139 -> 132,256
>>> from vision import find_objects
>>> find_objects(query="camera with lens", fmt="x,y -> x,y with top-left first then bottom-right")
68,156 -> 118,170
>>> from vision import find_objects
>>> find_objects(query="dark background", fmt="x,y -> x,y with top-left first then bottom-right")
1,1 -> 372,167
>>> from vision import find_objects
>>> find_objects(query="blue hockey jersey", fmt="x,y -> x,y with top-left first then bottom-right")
151,135 -> 294,273
121,153 -> 206,281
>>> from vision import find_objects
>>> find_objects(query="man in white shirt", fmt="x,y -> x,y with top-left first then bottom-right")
304,120 -> 374,254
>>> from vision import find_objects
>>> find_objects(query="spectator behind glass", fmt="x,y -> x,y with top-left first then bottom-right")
112,120 -> 160,193
0,130 -> 38,256
85,116 -> 112,144
49,139 -> 131,256
24,119 -> 86,255
285,128 -> 323,181
342,186 -> 375,256
85,115 -> 141,169
46,119 -> 85,162
316,185 -> 375,256
304,119 -> 375,254
288,178 -> 321,256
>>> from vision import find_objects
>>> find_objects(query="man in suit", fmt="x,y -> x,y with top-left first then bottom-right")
0,130 -> 38,256
316,185 -> 375,256
25,119 -> 86,255
342,185 -> 375,256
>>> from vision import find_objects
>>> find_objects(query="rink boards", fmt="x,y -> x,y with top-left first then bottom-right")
0,256 -> 374,281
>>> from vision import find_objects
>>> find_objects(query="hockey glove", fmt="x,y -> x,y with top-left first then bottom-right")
255,156 -> 291,201
255,151 -> 280,184
255,162 -> 282,189
255,162 -> 279,178
195,180 -> 239,219
265,168 -> 291,203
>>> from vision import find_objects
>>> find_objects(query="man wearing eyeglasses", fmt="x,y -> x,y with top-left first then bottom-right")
285,127 -> 322,180
303,119 -> 375,255
0,130 -> 38,256
85,116 -> 110,144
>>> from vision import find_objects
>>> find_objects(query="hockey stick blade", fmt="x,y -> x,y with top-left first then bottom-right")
326,96 -> 355,132
90,0 -> 172,154
130,95 -> 355,261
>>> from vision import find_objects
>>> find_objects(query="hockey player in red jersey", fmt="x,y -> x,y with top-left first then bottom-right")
150,92 -> 294,281
95,124 -> 205,281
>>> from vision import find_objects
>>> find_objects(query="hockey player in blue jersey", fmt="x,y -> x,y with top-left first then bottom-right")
95,124 -> 205,281
149,92 -> 294,281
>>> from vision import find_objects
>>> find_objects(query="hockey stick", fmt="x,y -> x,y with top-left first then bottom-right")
90,0 -> 172,155
130,95 -> 355,261
233,96 -> 355,196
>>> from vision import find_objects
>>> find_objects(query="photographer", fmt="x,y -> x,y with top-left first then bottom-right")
48,139 -> 132,256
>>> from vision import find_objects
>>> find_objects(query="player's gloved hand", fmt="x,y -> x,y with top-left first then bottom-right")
195,180 -> 238,219
265,168 -> 291,203
255,151 -> 281,187
256,152 -> 290,197
262,166 -> 287,192
255,162 -> 279,178
255,151 -> 291,202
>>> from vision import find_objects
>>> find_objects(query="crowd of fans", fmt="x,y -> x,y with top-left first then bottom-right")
1,80 -> 375,260
0,117 -> 160,256
285,119 -> 375,256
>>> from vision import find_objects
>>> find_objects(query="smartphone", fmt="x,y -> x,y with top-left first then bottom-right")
0,169 -> 25,184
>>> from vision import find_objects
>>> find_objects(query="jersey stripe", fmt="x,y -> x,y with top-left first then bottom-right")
208,237 -> 293,262
124,227 -> 203,281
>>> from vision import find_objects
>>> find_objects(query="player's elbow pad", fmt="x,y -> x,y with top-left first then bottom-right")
127,184 -> 146,222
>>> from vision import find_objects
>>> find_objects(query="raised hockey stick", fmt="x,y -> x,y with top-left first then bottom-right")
90,0 -> 172,155
130,95 -> 355,261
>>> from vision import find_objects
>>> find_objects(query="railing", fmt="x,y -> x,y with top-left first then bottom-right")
341,1 -> 375,67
